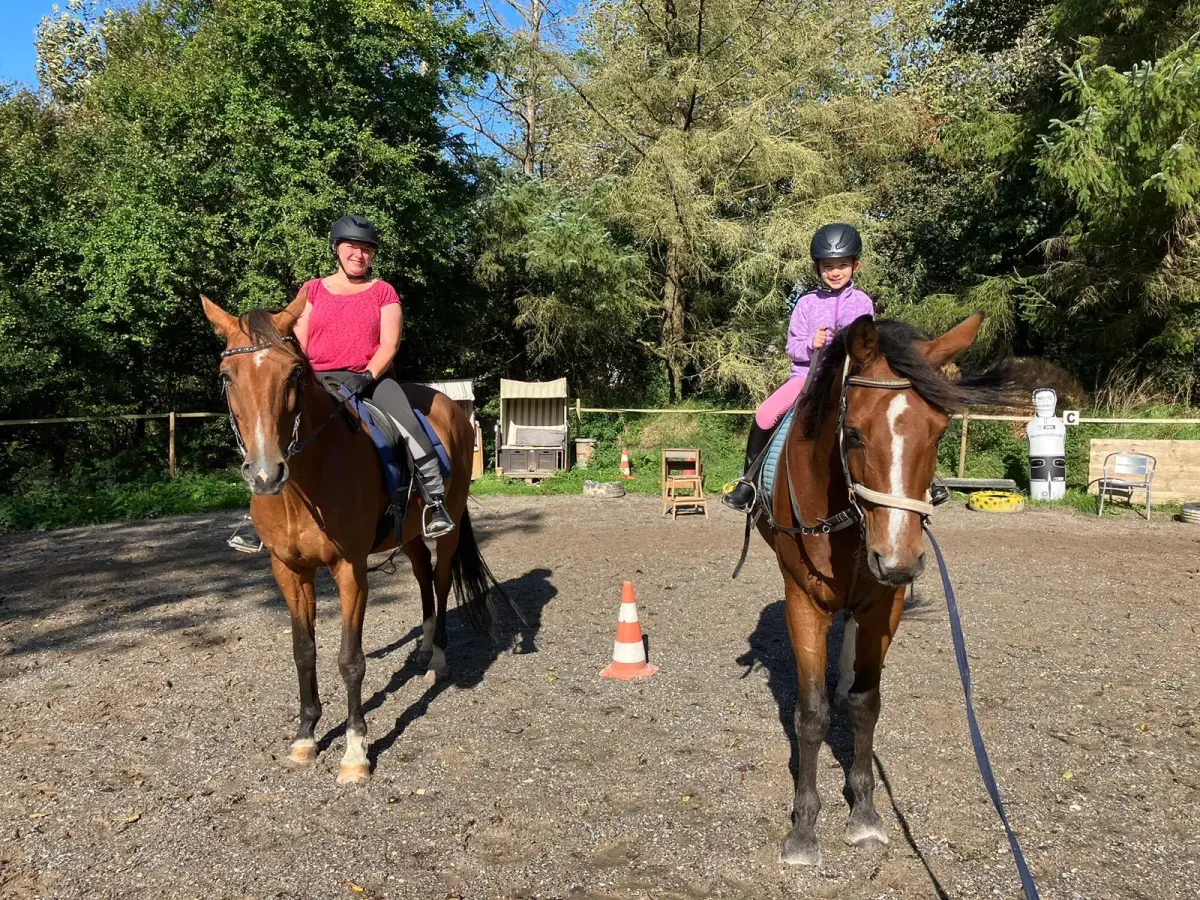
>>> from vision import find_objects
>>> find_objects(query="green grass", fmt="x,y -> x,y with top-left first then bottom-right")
0,471 -> 249,532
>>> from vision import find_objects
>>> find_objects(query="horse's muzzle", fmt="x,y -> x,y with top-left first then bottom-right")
242,459 -> 289,495
867,548 -> 925,586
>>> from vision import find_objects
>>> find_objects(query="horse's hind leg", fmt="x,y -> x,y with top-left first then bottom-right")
780,584 -> 832,866
272,558 -> 322,765
404,539 -> 436,657
843,586 -> 906,847
330,557 -> 371,785
423,532 -> 458,684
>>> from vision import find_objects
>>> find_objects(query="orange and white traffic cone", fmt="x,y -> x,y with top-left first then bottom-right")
620,448 -> 633,479
601,582 -> 657,680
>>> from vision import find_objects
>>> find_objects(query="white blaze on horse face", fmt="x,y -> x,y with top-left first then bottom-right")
254,414 -> 270,477
884,394 -> 910,556
254,349 -> 269,367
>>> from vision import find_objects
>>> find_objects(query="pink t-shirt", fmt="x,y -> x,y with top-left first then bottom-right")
302,278 -> 400,373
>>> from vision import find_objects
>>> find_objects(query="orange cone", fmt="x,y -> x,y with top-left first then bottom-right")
601,582 -> 658,680
620,448 -> 633,479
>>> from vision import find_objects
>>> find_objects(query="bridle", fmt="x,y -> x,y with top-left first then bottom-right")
773,356 -> 934,539
220,338 -> 349,461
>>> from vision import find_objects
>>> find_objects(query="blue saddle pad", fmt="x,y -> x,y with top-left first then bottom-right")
342,394 -> 451,502
757,406 -> 796,509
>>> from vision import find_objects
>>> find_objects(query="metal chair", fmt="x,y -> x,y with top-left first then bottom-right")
1097,451 -> 1156,520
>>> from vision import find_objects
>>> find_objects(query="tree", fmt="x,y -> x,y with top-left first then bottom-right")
0,0 -> 492,434
518,0 -> 932,399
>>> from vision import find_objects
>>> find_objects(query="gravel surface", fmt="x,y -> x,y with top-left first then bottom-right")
1,495 -> 1198,899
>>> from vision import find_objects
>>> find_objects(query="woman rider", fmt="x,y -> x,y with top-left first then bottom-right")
293,214 -> 455,538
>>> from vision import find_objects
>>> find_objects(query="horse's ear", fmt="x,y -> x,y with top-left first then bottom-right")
272,287 -> 309,335
846,315 -> 880,371
201,295 -> 238,339
920,312 -> 984,367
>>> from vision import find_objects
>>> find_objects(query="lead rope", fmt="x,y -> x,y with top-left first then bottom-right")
924,525 -> 1041,900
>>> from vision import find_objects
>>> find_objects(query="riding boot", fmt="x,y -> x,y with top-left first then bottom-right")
414,453 -> 456,538
722,422 -> 772,512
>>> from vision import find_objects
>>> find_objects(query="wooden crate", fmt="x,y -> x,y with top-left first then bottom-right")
1087,439 -> 1200,504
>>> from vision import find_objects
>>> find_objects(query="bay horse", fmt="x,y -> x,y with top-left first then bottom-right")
756,312 -> 1005,865
202,290 -> 499,785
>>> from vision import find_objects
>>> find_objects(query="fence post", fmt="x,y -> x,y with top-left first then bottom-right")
957,413 -> 969,479
169,411 -> 176,478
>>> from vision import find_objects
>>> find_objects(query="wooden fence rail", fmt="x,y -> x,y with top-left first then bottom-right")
3,405 -> 1199,481
0,412 -> 225,478
572,402 -> 1200,479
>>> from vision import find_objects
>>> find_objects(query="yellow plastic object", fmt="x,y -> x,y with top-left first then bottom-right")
967,491 -> 1025,513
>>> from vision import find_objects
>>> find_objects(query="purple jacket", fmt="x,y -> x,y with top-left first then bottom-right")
786,283 -> 875,379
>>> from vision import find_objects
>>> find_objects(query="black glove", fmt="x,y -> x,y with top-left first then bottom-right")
342,371 -> 374,397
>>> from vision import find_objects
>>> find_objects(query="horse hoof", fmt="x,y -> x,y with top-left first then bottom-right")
779,833 -> 821,867
288,740 -> 317,765
844,818 -> 889,847
336,763 -> 372,785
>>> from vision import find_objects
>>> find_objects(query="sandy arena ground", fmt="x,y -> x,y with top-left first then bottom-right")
1,494 -> 1198,899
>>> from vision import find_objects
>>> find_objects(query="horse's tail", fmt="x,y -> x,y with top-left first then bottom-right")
450,508 -> 506,635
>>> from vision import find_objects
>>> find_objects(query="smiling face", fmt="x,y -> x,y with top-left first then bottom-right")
816,257 -> 860,291
335,240 -> 376,279
202,291 -> 309,495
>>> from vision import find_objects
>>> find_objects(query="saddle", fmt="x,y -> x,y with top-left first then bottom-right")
756,406 -> 796,511
321,380 -> 451,550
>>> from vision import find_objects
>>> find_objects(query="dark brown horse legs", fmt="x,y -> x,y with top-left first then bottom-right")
780,594 -> 831,866
406,540 -> 437,656
274,559 -> 322,765
842,589 -> 904,846
331,558 -> 371,784
844,688 -> 887,845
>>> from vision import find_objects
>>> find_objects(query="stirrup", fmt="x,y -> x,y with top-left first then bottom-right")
422,502 -> 456,539
721,478 -> 757,513
931,480 -> 951,507
227,515 -> 264,553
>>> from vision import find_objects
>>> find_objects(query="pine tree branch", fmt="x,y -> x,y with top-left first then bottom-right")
548,56 -> 649,157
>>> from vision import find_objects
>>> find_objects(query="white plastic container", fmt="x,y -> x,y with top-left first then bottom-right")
1026,388 -> 1066,501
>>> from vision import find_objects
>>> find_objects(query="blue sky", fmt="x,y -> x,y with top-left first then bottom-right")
0,1 -> 57,86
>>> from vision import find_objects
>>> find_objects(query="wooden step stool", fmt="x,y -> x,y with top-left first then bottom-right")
661,448 -> 708,519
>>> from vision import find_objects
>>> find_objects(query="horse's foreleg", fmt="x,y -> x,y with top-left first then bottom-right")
272,558 -> 322,765
780,584 -> 832,866
843,586 -> 906,847
330,557 -> 371,785
405,539 -> 436,656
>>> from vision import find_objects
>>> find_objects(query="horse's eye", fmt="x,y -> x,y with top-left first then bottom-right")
844,427 -> 864,448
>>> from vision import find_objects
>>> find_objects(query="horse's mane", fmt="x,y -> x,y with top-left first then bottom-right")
239,308 -> 308,366
797,319 -> 1014,440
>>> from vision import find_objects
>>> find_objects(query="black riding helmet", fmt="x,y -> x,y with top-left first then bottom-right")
810,223 -> 862,260
330,214 -> 380,250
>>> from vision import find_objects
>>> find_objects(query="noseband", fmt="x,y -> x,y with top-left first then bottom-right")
776,356 -> 934,539
220,338 -> 305,460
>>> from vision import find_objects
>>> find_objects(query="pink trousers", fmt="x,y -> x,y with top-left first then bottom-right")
755,375 -> 806,430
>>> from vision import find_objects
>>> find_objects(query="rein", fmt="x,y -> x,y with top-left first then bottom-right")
220,338 -> 352,461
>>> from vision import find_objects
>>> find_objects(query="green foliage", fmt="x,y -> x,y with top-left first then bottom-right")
0,466 -> 247,532
0,0 -> 490,453
888,0 -> 1200,397
472,177 -> 656,398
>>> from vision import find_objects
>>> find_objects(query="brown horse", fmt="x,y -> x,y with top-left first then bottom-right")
758,312 -> 1004,865
202,291 -> 498,785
